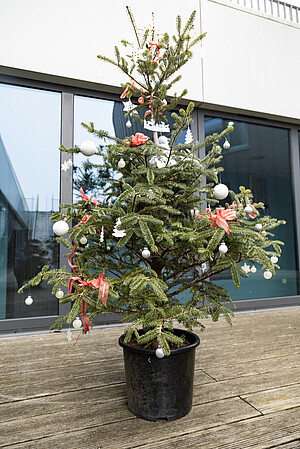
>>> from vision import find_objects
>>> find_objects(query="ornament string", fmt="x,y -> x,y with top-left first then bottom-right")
81,301 -> 91,333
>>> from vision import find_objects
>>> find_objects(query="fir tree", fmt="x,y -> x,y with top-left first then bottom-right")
19,9 -> 284,356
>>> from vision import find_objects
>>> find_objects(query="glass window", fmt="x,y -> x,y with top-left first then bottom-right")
0,84 -> 61,319
205,117 -> 298,300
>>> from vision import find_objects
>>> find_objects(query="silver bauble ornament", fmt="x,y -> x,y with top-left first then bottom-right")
223,140 -> 230,150
255,223 -> 263,230
213,184 -> 229,200
55,289 -> 64,299
244,205 -> 253,214
155,347 -> 165,358
250,265 -> 257,273
142,247 -> 151,258
263,270 -> 272,280
80,236 -> 88,245
118,158 -> 126,168
25,295 -> 33,306
73,317 -> 82,329
219,242 -> 228,254
80,140 -> 97,156
53,220 -> 69,236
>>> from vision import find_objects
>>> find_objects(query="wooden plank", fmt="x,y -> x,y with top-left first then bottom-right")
193,367 -> 300,405
138,407 -> 300,449
0,397 -> 260,448
200,354 -> 300,381
242,384 -> 300,414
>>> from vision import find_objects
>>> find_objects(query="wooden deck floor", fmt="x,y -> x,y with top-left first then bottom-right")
0,308 -> 300,448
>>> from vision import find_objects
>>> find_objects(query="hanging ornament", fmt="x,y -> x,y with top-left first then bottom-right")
53,220 -> 69,236
80,236 -> 88,245
263,269 -> 272,280
80,140 -> 97,156
228,121 -> 234,127
218,242 -> 228,254
250,265 -> 257,273
155,347 -> 165,358
66,159 -> 73,168
223,139 -> 230,150
55,289 -> 64,299
25,295 -> 33,306
112,218 -> 126,238
67,328 -> 72,342
144,119 -> 170,133
118,158 -> 126,168
61,159 -> 72,172
126,120 -> 132,128
158,136 -> 170,149
138,96 -> 144,104
122,99 -> 138,115
271,256 -> 278,264
142,247 -> 151,258
162,99 -> 167,106
244,205 -> 253,214
241,263 -> 251,274
73,317 -> 82,329
185,126 -> 193,144
100,226 -> 104,243
255,223 -> 263,230
261,230 -> 267,236
213,184 -> 229,200
188,29 -> 195,39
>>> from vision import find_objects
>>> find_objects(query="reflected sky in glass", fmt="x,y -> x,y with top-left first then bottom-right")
0,84 -> 60,211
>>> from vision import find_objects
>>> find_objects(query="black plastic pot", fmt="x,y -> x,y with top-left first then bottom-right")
118,328 -> 200,421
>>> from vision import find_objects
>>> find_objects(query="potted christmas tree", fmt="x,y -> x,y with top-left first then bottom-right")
19,8 -> 284,421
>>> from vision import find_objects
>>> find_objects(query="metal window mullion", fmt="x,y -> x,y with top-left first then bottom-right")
289,128 -> 300,294
59,92 -> 74,317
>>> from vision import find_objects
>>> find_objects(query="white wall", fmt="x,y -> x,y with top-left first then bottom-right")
0,0 -> 299,122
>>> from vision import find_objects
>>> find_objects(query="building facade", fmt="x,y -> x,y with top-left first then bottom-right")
0,0 -> 299,332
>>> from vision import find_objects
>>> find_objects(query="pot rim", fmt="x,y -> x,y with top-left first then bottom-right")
118,328 -> 200,355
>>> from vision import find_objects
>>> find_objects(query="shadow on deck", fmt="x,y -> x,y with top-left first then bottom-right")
0,308 -> 300,448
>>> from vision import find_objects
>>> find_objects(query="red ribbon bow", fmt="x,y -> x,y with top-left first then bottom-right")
67,273 -> 109,308
79,187 -> 100,206
125,133 -> 149,146
208,207 -> 237,235
120,79 -> 135,99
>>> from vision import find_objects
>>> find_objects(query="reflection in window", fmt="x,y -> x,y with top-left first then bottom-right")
205,117 -> 298,300
0,84 -> 60,319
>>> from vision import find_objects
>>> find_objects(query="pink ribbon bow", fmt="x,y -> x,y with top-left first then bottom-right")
79,188 -> 100,206
208,207 -> 237,235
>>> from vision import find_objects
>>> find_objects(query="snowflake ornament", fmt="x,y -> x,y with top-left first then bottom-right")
61,159 -> 72,172
123,99 -> 138,115
241,263 -> 251,274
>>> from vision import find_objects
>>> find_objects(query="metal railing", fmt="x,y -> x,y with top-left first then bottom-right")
229,0 -> 300,23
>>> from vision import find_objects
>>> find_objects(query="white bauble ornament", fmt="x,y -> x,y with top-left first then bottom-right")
53,220 -> 69,236
80,236 -> 88,245
261,230 -> 267,236
250,265 -> 257,273
25,295 -> 33,306
142,247 -> 151,258
80,140 -> 97,156
271,256 -> 278,264
118,158 -> 126,168
244,205 -> 253,214
155,347 -> 165,358
158,136 -> 170,149
73,317 -> 82,329
223,140 -> 230,150
55,289 -> 64,299
213,184 -> 229,200
255,223 -> 263,230
126,120 -> 132,128
263,269 -> 272,280
219,242 -> 228,254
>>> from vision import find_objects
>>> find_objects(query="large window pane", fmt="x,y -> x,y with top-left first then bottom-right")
0,84 -> 60,319
205,118 -> 298,300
